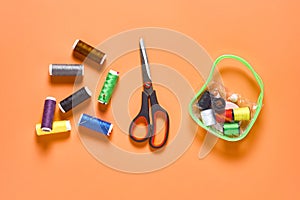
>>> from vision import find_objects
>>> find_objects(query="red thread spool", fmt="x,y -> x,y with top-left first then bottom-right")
225,109 -> 234,122
215,109 -> 234,123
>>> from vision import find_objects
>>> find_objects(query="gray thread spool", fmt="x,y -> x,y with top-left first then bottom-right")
49,64 -> 84,76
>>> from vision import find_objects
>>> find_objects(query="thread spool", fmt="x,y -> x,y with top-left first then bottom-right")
36,120 -> 71,136
72,39 -> 107,65
78,113 -> 113,136
215,101 -> 239,123
197,90 -> 211,110
223,122 -> 240,136
233,107 -> 250,121
49,64 -> 84,76
59,86 -> 92,113
215,109 -> 234,123
225,109 -> 234,122
200,109 -> 216,126
41,97 -> 56,131
98,70 -> 119,105
212,97 -> 226,114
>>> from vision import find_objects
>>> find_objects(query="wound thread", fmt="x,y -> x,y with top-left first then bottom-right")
41,97 -> 56,131
72,39 -> 106,65
225,109 -> 234,122
49,64 -> 84,76
223,122 -> 240,136
59,86 -> 92,113
98,70 -> 119,105
78,113 -> 113,136
233,107 -> 250,121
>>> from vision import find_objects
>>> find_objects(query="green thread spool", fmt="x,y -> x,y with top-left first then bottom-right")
98,70 -> 119,104
223,122 -> 240,136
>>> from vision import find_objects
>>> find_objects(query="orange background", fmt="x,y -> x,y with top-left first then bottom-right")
1,0 -> 299,199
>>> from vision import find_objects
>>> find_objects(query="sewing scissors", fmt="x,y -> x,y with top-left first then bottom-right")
129,38 -> 170,149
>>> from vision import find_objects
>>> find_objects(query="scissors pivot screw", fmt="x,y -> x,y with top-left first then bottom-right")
144,82 -> 152,89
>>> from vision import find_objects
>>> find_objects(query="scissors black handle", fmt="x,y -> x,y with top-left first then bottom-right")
129,91 -> 169,148
129,91 -> 151,143
149,91 -> 169,148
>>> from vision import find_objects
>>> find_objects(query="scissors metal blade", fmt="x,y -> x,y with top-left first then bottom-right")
139,38 -> 152,87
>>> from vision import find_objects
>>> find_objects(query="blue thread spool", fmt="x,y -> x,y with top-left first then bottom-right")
41,97 -> 56,131
78,113 -> 113,136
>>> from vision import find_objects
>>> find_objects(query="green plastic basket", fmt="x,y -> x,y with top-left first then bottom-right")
189,54 -> 264,142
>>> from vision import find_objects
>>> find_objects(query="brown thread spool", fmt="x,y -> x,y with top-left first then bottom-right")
72,39 -> 106,65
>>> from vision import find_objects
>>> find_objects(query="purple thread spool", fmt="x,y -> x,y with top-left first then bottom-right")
41,97 -> 56,131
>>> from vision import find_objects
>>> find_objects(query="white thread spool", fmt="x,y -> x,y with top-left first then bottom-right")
200,109 -> 216,126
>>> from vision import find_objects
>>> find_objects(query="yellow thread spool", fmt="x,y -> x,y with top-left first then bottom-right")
36,120 -> 71,136
233,107 -> 250,121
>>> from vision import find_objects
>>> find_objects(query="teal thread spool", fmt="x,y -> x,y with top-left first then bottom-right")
98,70 -> 119,104
223,122 -> 240,136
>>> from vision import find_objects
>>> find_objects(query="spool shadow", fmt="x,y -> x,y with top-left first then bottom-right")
195,128 -> 256,161
78,126 -> 110,143
35,130 -> 70,152
97,102 -> 108,112
66,99 -> 92,118
194,119 -> 262,160
194,102 -> 263,159
208,109 -> 265,161
59,109 -> 73,119
194,128 -> 206,145
49,76 -> 83,84
73,52 -> 106,73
